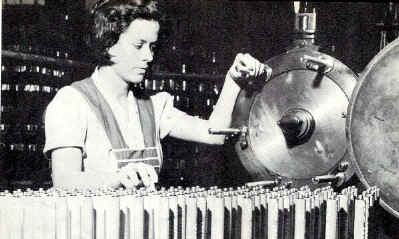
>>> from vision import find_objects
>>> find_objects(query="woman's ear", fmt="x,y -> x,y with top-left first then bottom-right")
107,42 -> 122,63
107,44 -> 118,58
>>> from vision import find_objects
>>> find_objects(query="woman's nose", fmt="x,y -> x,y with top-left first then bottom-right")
142,46 -> 154,62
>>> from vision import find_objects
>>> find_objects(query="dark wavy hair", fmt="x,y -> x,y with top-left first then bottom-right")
86,0 -> 168,66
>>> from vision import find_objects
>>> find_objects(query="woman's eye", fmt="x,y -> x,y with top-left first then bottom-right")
150,44 -> 158,52
134,44 -> 143,49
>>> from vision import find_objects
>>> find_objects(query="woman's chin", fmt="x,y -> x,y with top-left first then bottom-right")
125,75 -> 144,84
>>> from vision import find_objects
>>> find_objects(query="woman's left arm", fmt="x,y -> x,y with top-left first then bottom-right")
169,53 -> 267,144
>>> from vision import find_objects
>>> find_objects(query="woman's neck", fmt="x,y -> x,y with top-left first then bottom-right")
97,66 -> 130,100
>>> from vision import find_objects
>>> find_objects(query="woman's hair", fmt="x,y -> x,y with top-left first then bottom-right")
86,0 -> 168,66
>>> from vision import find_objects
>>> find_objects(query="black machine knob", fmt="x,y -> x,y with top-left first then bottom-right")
277,108 -> 315,146
277,114 -> 303,137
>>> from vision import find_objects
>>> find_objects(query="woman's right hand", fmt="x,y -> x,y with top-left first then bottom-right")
117,162 -> 158,189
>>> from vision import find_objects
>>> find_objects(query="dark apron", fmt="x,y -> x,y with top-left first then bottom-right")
71,78 -> 161,172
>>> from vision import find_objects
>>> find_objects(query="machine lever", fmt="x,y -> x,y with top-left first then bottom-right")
208,126 -> 248,149
245,177 -> 282,188
208,128 -> 243,135
312,172 -> 345,187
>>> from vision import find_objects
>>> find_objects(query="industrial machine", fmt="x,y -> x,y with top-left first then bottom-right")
210,3 -> 358,188
347,37 -> 399,219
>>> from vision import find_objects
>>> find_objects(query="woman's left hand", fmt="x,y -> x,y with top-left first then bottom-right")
118,162 -> 158,190
228,53 -> 272,88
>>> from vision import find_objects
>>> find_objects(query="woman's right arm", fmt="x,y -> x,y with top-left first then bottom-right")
51,147 -> 122,190
51,147 -> 157,190
44,87 -> 115,190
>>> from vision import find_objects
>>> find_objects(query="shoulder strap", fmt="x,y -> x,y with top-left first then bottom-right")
71,78 -> 128,149
71,78 -> 157,148
71,78 -> 160,170
136,97 -> 156,148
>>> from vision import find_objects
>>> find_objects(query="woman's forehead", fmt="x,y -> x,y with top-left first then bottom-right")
122,19 -> 160,43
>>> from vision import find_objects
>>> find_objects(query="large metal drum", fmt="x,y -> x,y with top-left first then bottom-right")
347,37 -> 399,218
231,46 -> 358,186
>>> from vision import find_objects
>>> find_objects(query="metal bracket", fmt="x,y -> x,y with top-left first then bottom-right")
301,54 -> 334,73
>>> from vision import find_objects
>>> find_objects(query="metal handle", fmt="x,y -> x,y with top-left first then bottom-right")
245,177 -> 282,188
208,128 -> 243,136
312,172 -> 345,187
209,126 -> 248,149
301,55 -> 334,73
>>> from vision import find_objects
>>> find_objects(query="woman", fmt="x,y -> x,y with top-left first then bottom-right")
44,0 -> 267,190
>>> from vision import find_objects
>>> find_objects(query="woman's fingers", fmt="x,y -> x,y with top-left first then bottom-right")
119,163 -> 158,189
233,53 -> 265,78
135,163 -> 153,187
146,164 -> 159,184
119,170 -> 137,189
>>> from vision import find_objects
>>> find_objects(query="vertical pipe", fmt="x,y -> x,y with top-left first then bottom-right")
55,195 -> 68,239
41,195 -> 56,239
93,195 -> 106,239
120,193 -> 130,239
231,193 -> 239,239
240,195 -> 252,239
157,195 -> 170,239
177,193 -> 186,239
259,192 -> 267,239
186,196 -> 197,239
294,197 -> 305,239
8,196 -> 23,239
68,195 -> 81,239
267,197 -> 279,239
353,199 -> 366,239
197,194 -> 207,239
283,194 -> 291,239
325,199 -> 338,239
133,195 -> 145,239
224,192 -> 232,239
81,195 -> 94,239
169,194 -> 179,239
213,195 -> 225,239
338,194 -> 349,239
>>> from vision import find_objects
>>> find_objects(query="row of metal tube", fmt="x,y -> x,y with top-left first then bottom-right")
0,184 -> 379,239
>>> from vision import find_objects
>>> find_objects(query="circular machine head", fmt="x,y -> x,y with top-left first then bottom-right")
232,47 -> 357,186
347,38 -> 399,218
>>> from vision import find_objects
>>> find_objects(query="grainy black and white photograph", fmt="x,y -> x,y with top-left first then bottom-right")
1,0 -> 399,238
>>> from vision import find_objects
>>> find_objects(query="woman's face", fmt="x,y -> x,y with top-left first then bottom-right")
108,19 -> 160,84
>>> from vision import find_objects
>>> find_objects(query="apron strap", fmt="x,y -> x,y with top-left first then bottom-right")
71,78 -> 160,169
71,78 -> 128,149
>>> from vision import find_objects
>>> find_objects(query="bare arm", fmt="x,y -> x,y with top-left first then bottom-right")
169,53 -> 266,145
168,75 -> 240,145
51,147 -> 122,190
51,147 -> 158,190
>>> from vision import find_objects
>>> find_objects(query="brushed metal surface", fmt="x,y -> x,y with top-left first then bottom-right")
347,37 -> 399,218
249,70 -> 348,178
232,47 -> 357,185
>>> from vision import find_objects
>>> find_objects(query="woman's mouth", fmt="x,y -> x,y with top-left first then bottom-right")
136,68 -> 147,74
